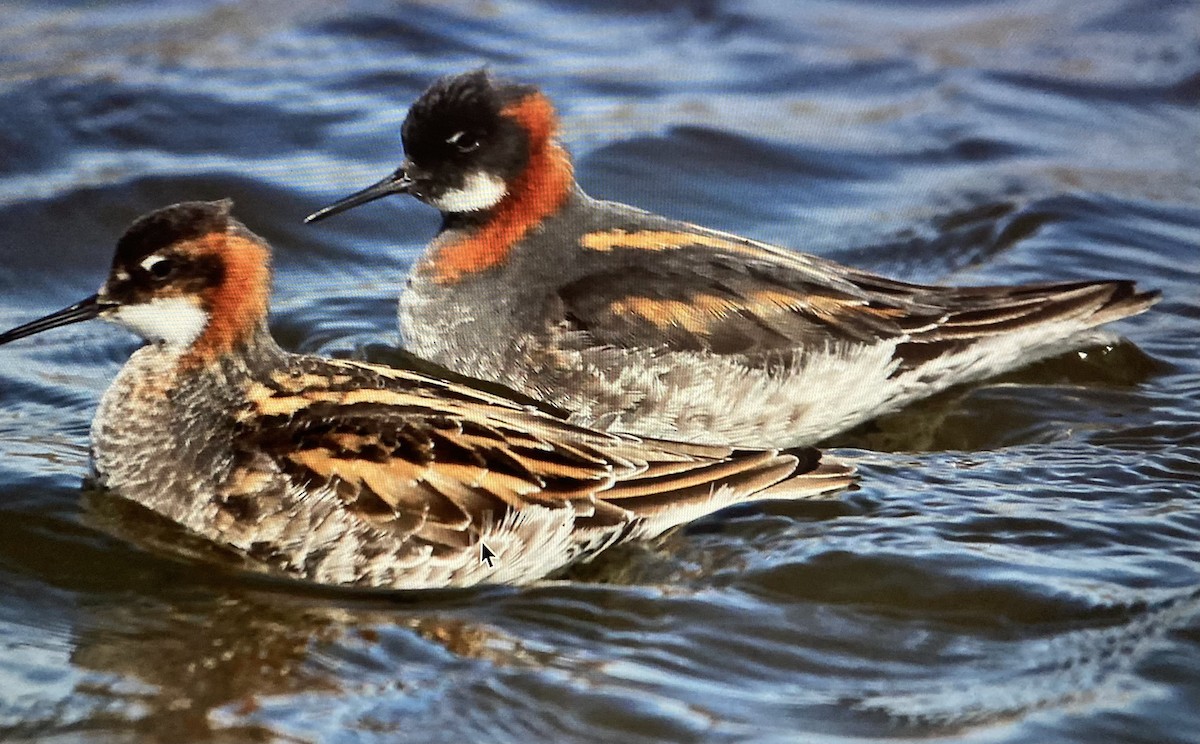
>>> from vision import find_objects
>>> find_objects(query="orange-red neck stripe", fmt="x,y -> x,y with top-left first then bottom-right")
427,92 -> 574,284
182,232 -> 271,367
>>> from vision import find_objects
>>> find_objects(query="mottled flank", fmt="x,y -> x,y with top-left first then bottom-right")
92,331 -> 853,589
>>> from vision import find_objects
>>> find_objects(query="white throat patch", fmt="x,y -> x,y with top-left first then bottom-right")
106,296 -> 210,348
431,172 -> 507,213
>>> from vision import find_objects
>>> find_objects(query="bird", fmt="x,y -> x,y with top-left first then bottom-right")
304,69 -> 1161,448
0,200 -> 854,590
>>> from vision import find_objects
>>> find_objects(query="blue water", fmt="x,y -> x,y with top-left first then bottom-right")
1,1 -> 1198,741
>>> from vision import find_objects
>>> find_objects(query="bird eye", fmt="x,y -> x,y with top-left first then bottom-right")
446,131 -> 480,153
141,255 -> 175,280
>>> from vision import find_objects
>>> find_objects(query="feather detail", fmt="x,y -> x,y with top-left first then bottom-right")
224,353 -> 854,584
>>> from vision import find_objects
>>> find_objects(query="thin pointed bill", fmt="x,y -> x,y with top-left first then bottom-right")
304,169 -> 411,224
0,294 -> 112,346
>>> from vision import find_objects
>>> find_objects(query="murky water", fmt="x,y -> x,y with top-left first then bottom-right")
1,1 -> 1198,741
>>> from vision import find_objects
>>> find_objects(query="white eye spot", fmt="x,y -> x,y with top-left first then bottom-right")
140,255 -> 167,272
446,130 -> 480,153
430,172 -> 507,213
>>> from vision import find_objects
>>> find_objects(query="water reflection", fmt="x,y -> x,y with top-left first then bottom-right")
850,589 -> 1200,734
67,571 -> 539,741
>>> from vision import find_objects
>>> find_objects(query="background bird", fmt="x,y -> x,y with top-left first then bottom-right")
307,69 -> 1160,448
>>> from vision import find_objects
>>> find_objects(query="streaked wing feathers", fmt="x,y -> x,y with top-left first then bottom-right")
563,222 -> 1159,363
234,357 -> 852,555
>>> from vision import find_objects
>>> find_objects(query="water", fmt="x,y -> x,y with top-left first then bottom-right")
1,1 -> 1198,741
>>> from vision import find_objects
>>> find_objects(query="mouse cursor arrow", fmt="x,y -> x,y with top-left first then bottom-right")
480,542 -> 496,568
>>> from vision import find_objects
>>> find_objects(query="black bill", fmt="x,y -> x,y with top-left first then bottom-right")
304,169 -> 411,224
0,294 -> 112,346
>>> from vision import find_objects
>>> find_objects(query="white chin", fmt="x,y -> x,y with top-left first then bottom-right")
430,172 -> 507,213
106,297 -> 209,348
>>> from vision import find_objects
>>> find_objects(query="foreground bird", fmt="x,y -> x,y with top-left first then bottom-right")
306,69 -> 1160,448
0,201 -> 853,590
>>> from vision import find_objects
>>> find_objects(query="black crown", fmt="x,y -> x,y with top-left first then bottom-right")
114,200 -> 233,264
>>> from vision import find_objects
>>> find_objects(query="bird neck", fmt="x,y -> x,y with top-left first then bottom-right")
425,93 -> 574,284
179,234 -> 275,369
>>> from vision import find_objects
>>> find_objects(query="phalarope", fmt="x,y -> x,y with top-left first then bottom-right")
0,201 -> 854,589
306,69 -> 1160,447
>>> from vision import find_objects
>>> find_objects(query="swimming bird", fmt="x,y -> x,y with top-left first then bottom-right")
305,69 -> 1160,448
0,201 -> 854,590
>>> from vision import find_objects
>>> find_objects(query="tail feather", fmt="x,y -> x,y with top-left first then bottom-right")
758,450 -> 857,500
896,280 -> 1159,372
618,446 -> 855,539
1087,284 -> 1161,326
931,280 -> 1158,339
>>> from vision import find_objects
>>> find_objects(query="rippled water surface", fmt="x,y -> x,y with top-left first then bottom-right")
1,1 -> 1199,741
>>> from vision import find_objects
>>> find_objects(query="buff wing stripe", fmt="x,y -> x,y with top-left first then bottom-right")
233,357 -> 855,557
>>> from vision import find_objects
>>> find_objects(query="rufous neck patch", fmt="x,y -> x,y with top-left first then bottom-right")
183,232 -> 271,367
428,92 -> 574,284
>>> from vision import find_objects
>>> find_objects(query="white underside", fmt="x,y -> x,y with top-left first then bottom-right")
562,322 -> 1116,447
105,296 -> 209,348
430,171 -> 507,213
